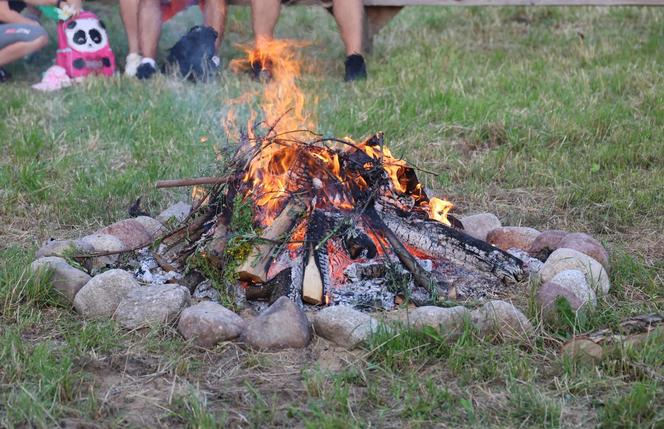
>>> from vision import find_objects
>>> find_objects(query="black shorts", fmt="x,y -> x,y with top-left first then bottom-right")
0,23 -> 47,50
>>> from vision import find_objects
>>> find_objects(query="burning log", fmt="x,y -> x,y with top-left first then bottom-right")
237,197 -> 308,283
380,212 -> 525,284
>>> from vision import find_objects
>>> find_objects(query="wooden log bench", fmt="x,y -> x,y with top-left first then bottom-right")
226,0 -> 664,52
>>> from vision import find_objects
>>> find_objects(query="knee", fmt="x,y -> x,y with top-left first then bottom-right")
34,34 -> 49,50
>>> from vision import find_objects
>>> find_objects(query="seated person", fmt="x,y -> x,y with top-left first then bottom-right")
250,0 -> 367,81
119,0 -> 226,79
0,0 -> 80,82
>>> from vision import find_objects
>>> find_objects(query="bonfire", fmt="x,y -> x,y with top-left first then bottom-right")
156,41 -> 525,311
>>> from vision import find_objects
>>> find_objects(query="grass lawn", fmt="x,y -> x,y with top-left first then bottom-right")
1,4 -> 663,428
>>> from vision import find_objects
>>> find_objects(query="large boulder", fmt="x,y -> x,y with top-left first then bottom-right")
178,302 -> 245,347
73,269 -> 138,318
31,256 -> 91,302
471,300 -> 533,340
407,305 -> 469,338
115,284 -> 190,330
486,227 -> 541,252
459,213 -> 501,241
314,305 -> 379,349
242,297 -> 311,350
539,248 -> 610,295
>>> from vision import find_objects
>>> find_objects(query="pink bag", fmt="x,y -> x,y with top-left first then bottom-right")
56,11 -> 116,78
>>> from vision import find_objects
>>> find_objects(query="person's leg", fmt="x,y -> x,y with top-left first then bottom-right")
250,0 -> 280,49
119,0 -> 142,76
138,0 -> 161,59
203,0 -> 227,51
331,0 -> 363,56
136,0 -> 162,79
0,24 -> 48,67
331,0 -> 366,81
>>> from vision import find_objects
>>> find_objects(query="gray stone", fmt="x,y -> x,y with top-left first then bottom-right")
157,201 -> 191,224
528,230 -> 569,261
76,233 -> 125,269
408,305 -> 469,337
529,231 -> 610,272
558,233 -> 610,272
314,305 -> 380,349
242,297 -> 311,350
486,227 -> 541,252
132,216 -> 167,238
35,239 -> 87,258
31,256 -> 91,302
115,284 -> 190,330
551,269 -> 596,306
178,301 -> 245,348
97,218 -> 153,249
539,248 -> 610,295
537,281 -> 585,321
460,213 -> 501,241
73,269 -> 139,318
471,300 -> 533,340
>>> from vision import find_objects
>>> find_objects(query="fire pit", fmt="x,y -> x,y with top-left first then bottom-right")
158,130 -> 525,312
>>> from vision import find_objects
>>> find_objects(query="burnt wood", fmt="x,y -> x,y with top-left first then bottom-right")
380,211 -> 525,283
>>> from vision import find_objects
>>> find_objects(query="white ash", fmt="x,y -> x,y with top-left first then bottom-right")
330,280 -> 396,311
132,248 -> 182,285
192,279 -> 220,301
507,247 -> 542,275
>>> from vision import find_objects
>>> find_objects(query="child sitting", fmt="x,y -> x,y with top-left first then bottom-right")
0,0 -> 81,82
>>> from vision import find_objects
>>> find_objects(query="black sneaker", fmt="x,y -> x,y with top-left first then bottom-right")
250,55 -> 272,82
344,54 -> 367,82
0,67 -> 11,83
136,60 -> 158,80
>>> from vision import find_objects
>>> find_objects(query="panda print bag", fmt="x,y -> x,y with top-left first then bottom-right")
56,10 -> 116,78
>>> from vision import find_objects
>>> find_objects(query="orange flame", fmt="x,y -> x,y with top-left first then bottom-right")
226,41 -> 455,229
426,197 -> 454,226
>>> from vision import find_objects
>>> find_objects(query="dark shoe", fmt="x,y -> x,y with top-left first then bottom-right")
250,54 -> 272,82
0,67 -> 11,83
344,54 -> 367,82
136,60 -> 158,80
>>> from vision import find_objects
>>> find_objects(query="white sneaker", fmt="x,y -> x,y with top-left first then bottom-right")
125,53 -> 142,77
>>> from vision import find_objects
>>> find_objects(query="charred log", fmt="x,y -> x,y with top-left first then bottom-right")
380,211 -> 525,284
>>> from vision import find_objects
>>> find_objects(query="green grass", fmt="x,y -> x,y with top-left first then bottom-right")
1,4 -> 663,428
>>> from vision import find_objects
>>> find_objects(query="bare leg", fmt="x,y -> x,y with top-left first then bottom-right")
138,0 -> 162,59
119,0 -> 140,54
0,35 -> 47,67
250,0 -> 280,48
332,0 -> 363,55
204,0 -> 227,51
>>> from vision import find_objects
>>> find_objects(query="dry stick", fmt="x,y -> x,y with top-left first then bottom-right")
155,177 -> 228,189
